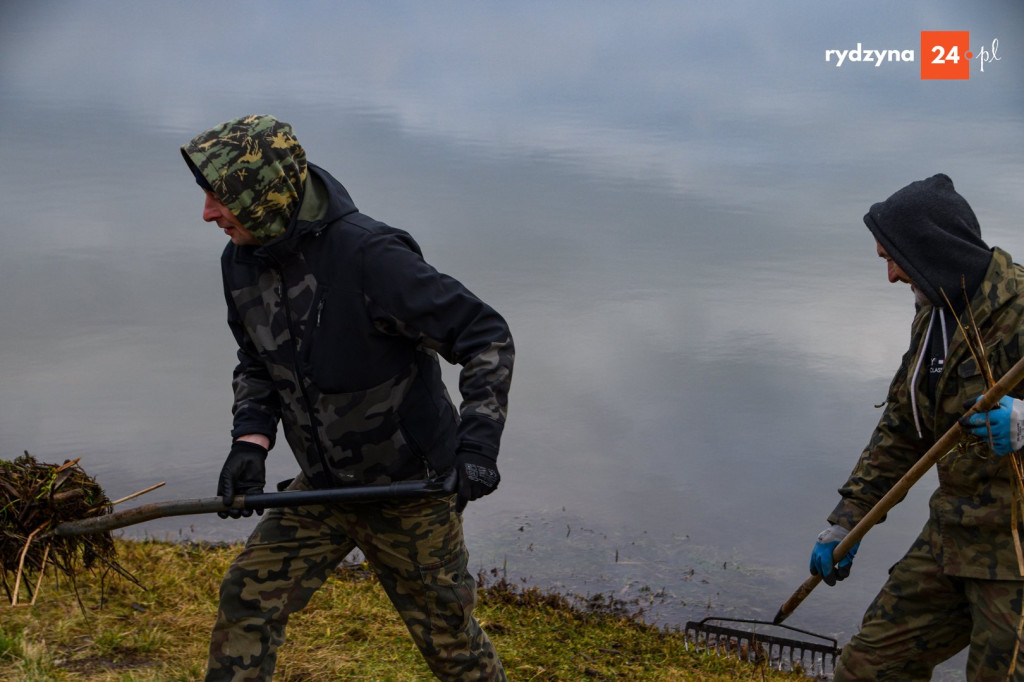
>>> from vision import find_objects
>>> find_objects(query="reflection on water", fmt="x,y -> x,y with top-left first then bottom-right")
1,4 -> 1022,678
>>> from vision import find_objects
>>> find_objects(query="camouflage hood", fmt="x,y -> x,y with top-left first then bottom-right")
181,114 -> 307,244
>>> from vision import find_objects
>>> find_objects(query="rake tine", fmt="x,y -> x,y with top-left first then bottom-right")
685,616 -> 839,674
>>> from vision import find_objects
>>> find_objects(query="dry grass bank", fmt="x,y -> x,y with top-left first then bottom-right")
0,539 -> 801,681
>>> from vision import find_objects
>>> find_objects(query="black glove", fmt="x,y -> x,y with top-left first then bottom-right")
455,448 -> 500,513
217,440 -> 268,519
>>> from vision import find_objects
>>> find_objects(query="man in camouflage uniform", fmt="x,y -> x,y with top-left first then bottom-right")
808,174 -> 1024,680
180,115 -> 513,681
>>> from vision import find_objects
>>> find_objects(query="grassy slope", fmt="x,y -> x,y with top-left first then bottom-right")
0,539 -> 801,681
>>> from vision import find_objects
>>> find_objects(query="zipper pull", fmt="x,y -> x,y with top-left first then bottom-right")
315,298 -> 325,327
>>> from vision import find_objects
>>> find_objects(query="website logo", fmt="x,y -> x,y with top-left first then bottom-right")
824,31 -> 1001,79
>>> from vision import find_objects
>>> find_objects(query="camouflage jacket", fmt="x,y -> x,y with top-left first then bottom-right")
222,164 -> 514,488
829,248 -> 1024,580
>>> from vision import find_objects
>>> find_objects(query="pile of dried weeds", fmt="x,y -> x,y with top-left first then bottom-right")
0,452 -> 129,605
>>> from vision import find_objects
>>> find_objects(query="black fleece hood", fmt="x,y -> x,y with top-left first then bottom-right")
864,173 -> 992,312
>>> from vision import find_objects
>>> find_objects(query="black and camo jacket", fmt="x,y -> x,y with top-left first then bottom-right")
222,164 -> 514,488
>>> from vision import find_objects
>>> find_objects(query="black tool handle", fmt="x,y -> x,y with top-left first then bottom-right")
51,470 -> 457,537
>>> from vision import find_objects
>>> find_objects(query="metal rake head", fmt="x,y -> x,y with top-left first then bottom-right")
684,617 -> 840,677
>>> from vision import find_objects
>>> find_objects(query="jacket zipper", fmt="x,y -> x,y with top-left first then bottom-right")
276,267 -> 337,487
315,296 -> 326,327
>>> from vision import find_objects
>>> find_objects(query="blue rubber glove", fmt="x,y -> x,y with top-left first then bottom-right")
809,525 -> 860,587
959,395 -> 1024,456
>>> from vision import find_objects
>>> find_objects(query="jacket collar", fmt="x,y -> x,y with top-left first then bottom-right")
253,164 -> 359,265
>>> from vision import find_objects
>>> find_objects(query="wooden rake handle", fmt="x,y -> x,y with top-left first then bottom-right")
774,353 -> 1024,625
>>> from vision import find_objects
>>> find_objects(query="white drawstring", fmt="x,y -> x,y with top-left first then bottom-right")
938,309 -> 949,358
909,311 -> 935,438
909,309 -> 951,439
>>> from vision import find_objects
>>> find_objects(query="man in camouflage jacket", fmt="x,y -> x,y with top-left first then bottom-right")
809,174 -> 1024,680
181,115 -> 513,681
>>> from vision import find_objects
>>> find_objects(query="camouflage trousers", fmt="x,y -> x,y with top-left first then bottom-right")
205,476 -> 505,681
835,518 -> 1024,681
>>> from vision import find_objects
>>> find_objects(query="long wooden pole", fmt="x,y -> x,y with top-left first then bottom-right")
774,353 -> 1024,625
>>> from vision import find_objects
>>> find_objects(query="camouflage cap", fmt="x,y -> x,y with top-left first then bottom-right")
181,114 -> 307,244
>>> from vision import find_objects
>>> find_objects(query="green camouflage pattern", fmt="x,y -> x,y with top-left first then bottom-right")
834,516 -> 1024,681
226,249 -> 511,487
205,475 -> 505,681
829,248 -> 1024,581
182,114 -> 307,243
223,170 -> 514,488
228,258 -> 414,486
366,304 -> 514,429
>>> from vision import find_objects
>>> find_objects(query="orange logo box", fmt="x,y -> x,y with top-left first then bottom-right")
921,31 -> 971,80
